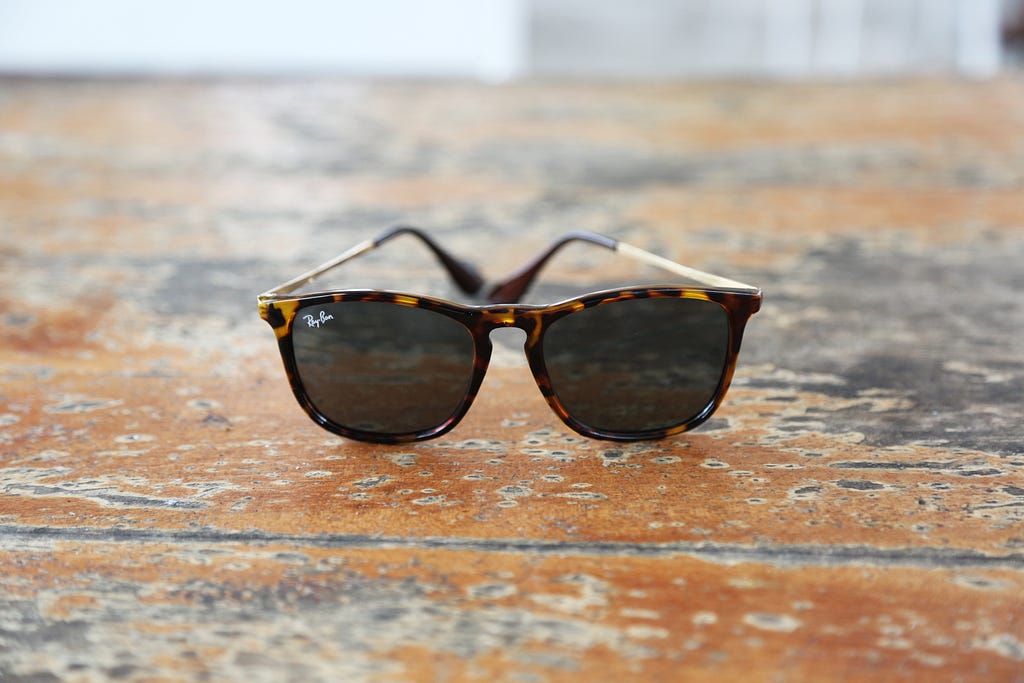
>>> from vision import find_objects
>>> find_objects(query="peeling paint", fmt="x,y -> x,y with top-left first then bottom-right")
1,77 -> 1022,682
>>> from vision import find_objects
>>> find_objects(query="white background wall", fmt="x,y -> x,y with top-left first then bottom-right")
0,0 -> 1008,79
0,0 -> 528,80
531,0 -> 1004,78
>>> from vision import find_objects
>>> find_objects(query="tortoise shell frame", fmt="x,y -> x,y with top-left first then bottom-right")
258,227 -> 762,443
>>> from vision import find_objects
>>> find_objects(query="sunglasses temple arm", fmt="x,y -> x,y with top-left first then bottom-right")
488,231 -> 617,302
488,232 -> 760,302
374,226 -> 485,294
614,242 -> 760,292
259,225 -> 485,299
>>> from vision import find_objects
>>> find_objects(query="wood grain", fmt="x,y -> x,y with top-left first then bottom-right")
1,77 -> 1022,682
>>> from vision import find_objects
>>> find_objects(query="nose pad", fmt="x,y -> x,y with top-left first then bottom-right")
488,328 -> 529,368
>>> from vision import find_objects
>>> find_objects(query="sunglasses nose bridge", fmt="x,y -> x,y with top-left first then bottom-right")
478,306 -> 541,334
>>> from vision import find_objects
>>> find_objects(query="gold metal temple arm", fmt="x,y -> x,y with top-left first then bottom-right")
488,231 -> 760,303
258,226 -> 484,301
260,227 -> 760,307
614,241 -> 759,292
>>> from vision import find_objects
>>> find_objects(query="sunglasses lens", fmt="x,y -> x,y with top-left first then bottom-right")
542,297 -> 730,434
291,301 -> 476,436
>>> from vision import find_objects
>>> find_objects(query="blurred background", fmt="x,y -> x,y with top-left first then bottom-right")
1,0 -> 1022,81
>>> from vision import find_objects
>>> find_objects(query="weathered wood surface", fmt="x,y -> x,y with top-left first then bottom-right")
1,78 -> 1022,682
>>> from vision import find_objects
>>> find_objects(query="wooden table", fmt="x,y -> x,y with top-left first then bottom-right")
1,77 -> 1022,682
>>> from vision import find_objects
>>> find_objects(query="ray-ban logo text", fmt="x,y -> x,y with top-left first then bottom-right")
303,311 -> 334,328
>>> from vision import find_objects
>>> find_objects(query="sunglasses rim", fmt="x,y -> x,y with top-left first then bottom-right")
264,285 -> 758,443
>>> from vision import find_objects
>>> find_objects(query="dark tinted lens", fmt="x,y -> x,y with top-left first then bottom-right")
542,297 -> 729,434
291,301 -> 476,435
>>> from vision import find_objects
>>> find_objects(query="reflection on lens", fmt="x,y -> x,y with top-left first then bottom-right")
542,297 -> 729,433
291,301 -> 475,435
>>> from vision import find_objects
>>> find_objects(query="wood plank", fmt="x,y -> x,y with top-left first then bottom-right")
1,539 -> 1021,681
1,78 -> 1022,681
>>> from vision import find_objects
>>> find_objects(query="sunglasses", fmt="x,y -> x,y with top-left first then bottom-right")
258,227 -> 761,443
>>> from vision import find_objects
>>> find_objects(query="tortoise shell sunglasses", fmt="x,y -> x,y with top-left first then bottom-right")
258,227 -> 761,443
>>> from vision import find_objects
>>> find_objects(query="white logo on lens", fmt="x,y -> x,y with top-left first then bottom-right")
303,311 -> 335,328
